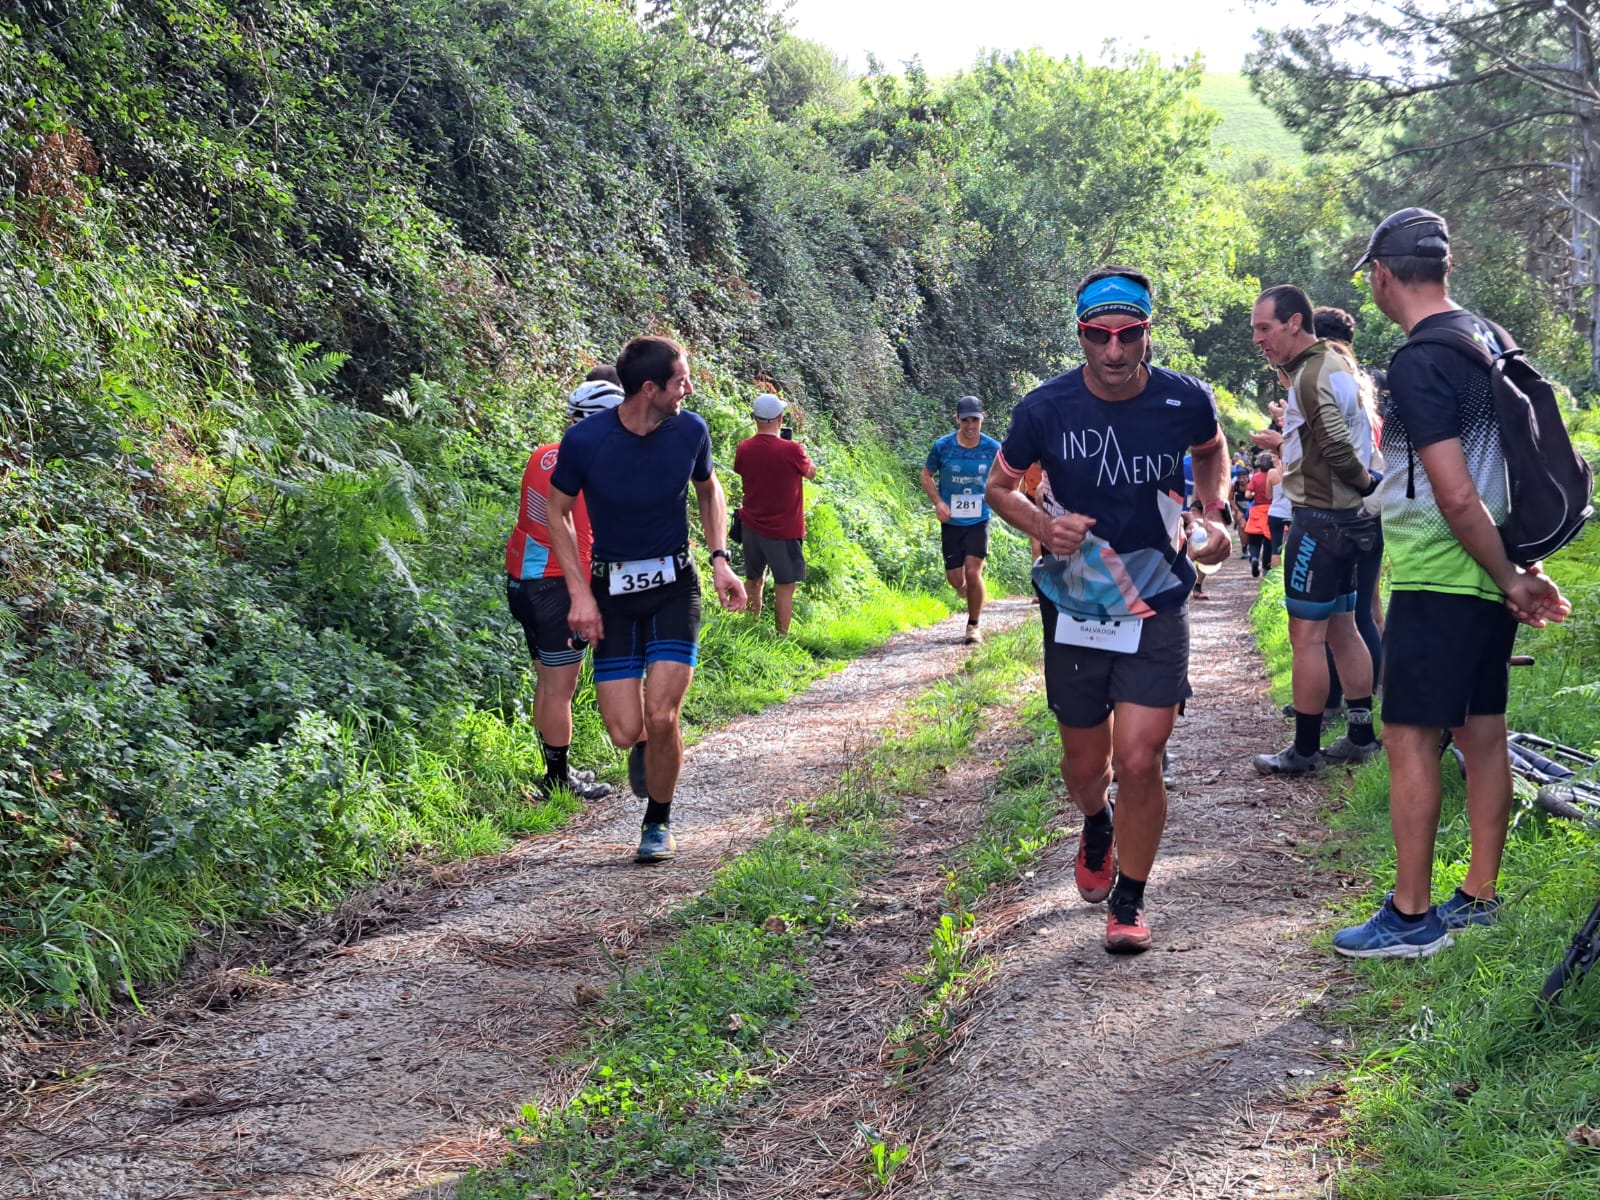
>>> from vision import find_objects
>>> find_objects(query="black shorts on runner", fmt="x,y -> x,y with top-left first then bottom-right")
1282,507 -> 1379,621
941,520 -> 990,571
742,529 -> 807,585
591,564 -> 702,684
1037,590 -> 1192,728
507,576 -> 584,668
1382,590 -> 1518,728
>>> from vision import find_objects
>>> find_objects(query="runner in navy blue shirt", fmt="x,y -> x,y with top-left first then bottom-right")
986,266 -> 1230,954
921,394 -> 1001,643
546,335 -> 746,865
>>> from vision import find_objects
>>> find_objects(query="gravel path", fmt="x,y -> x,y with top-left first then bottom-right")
0,563 -> 1357,1200
0,601 -> 1029,1200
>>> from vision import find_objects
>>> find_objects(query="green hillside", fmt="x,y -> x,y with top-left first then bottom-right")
1196,71 -> 1304,165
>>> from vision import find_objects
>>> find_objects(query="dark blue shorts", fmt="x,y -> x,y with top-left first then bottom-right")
592,569 -> 702,683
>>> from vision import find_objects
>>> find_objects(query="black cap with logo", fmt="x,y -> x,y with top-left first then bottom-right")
955,395 -> 983,418
1354,207 -> 1451,270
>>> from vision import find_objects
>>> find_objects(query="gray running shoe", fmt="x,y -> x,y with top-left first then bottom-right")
1322,736 -> 1383,765
1253,744 -> 1325,775
629,743 -> 648,798
546,774 -> 613,801
635,821 -> 676,863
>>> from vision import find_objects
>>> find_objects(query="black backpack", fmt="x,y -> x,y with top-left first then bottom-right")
1395,324 -> 1593,566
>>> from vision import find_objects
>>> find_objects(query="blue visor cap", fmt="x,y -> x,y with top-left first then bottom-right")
1077,275 -> 1153,322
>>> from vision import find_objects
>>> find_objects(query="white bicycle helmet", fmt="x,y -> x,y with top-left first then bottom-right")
567,379 -> 625,418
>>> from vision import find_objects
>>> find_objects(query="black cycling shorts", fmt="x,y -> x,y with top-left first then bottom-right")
1282,507 -> 1379,621
507,576 -> 584,668
592,568 -> 702,683
742,529 -> 807,585
1037,590 -> 1192,728
941,520 -> 990,571
1382,590 -> 1518,728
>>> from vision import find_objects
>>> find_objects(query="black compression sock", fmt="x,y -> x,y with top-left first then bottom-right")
1346,697 -> 1376,746
1390,897 -> 1427,923
1109,873 -> 1146,914
1085,806 -> 1112,830
1294,711 -> 1323,757
541,741 -> 570,784
643,799 -> 671,825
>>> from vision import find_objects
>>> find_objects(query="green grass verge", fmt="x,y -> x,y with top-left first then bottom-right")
883,687 -> 1061,1111
458,627 -> 1038,1200
1246,533 -> 1600,1198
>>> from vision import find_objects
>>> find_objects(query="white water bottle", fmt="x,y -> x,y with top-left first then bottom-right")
1190,523 -> 1220,576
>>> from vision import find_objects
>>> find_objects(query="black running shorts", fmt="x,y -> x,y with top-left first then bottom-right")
1382,589 -> 1518,728
1282,507 -> 1379,621
592,568 -> 702,683
941,520 -> 990,571
1037,590 -> 1192,728
507,576 -> 584,668
742,529 -> 807,586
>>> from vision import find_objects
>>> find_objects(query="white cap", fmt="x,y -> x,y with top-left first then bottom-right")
752,393 -> 788,420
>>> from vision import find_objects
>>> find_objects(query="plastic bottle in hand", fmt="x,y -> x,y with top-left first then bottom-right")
1190,522 -> 1220,576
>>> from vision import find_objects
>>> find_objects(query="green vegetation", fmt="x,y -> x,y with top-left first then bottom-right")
458,627 -> 1036,1199
1195,72 -> 1303,167
886,686 -> 1060,1082
1248,500 -> 1600,1197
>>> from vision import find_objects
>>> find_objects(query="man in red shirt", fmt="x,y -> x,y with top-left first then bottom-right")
733,393 -> 818,636
505,374 -> 624,802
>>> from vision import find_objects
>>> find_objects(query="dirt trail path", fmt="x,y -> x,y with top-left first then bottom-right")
909,558 -> 1347,1199
2,560 -> 1356,1200
0,602 -> 1030,1200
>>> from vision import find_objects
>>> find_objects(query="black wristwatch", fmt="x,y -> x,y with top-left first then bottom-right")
709,548 -> 732,564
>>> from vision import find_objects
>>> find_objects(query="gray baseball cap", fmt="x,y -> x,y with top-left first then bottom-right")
1354,207 -> 1450,270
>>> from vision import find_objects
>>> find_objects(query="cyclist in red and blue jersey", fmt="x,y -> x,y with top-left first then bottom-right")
986,265 -> 1231,954
505,373 -> 625,803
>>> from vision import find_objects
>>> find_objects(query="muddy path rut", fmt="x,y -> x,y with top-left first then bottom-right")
1,563 -> 1359,1200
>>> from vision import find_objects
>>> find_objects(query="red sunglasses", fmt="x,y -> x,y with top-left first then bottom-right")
1078,319 -> 1151,346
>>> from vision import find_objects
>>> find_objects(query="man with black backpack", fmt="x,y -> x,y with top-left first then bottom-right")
1333,207 -> 1577,959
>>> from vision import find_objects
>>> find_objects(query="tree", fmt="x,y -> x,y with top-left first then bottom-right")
645,0 -> 794,65
1246,0 -> 1600,379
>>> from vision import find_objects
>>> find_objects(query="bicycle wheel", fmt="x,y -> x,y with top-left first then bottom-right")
1542,953 -> 1585,1006
1537,782 -> 1600,827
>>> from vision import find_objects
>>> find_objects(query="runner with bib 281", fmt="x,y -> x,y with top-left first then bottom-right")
922,395 -> 1000,645
987,266 -> 1231,953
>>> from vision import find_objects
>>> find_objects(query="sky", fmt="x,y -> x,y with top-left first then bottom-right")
787,0 -> 1324,75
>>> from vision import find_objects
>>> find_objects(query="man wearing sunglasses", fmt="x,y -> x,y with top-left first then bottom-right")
986,266 -> 1231,953
922,395 -> 1001,644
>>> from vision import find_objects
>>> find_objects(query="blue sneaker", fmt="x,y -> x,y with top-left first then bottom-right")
1436,888 -> 1503,930
1332,893 -> 1453,959
635,821 -> 676,864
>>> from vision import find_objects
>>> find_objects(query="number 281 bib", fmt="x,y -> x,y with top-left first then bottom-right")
950,492 -> 983,520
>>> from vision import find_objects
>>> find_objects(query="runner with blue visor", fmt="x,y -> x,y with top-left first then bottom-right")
985,265 -> 1231,954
